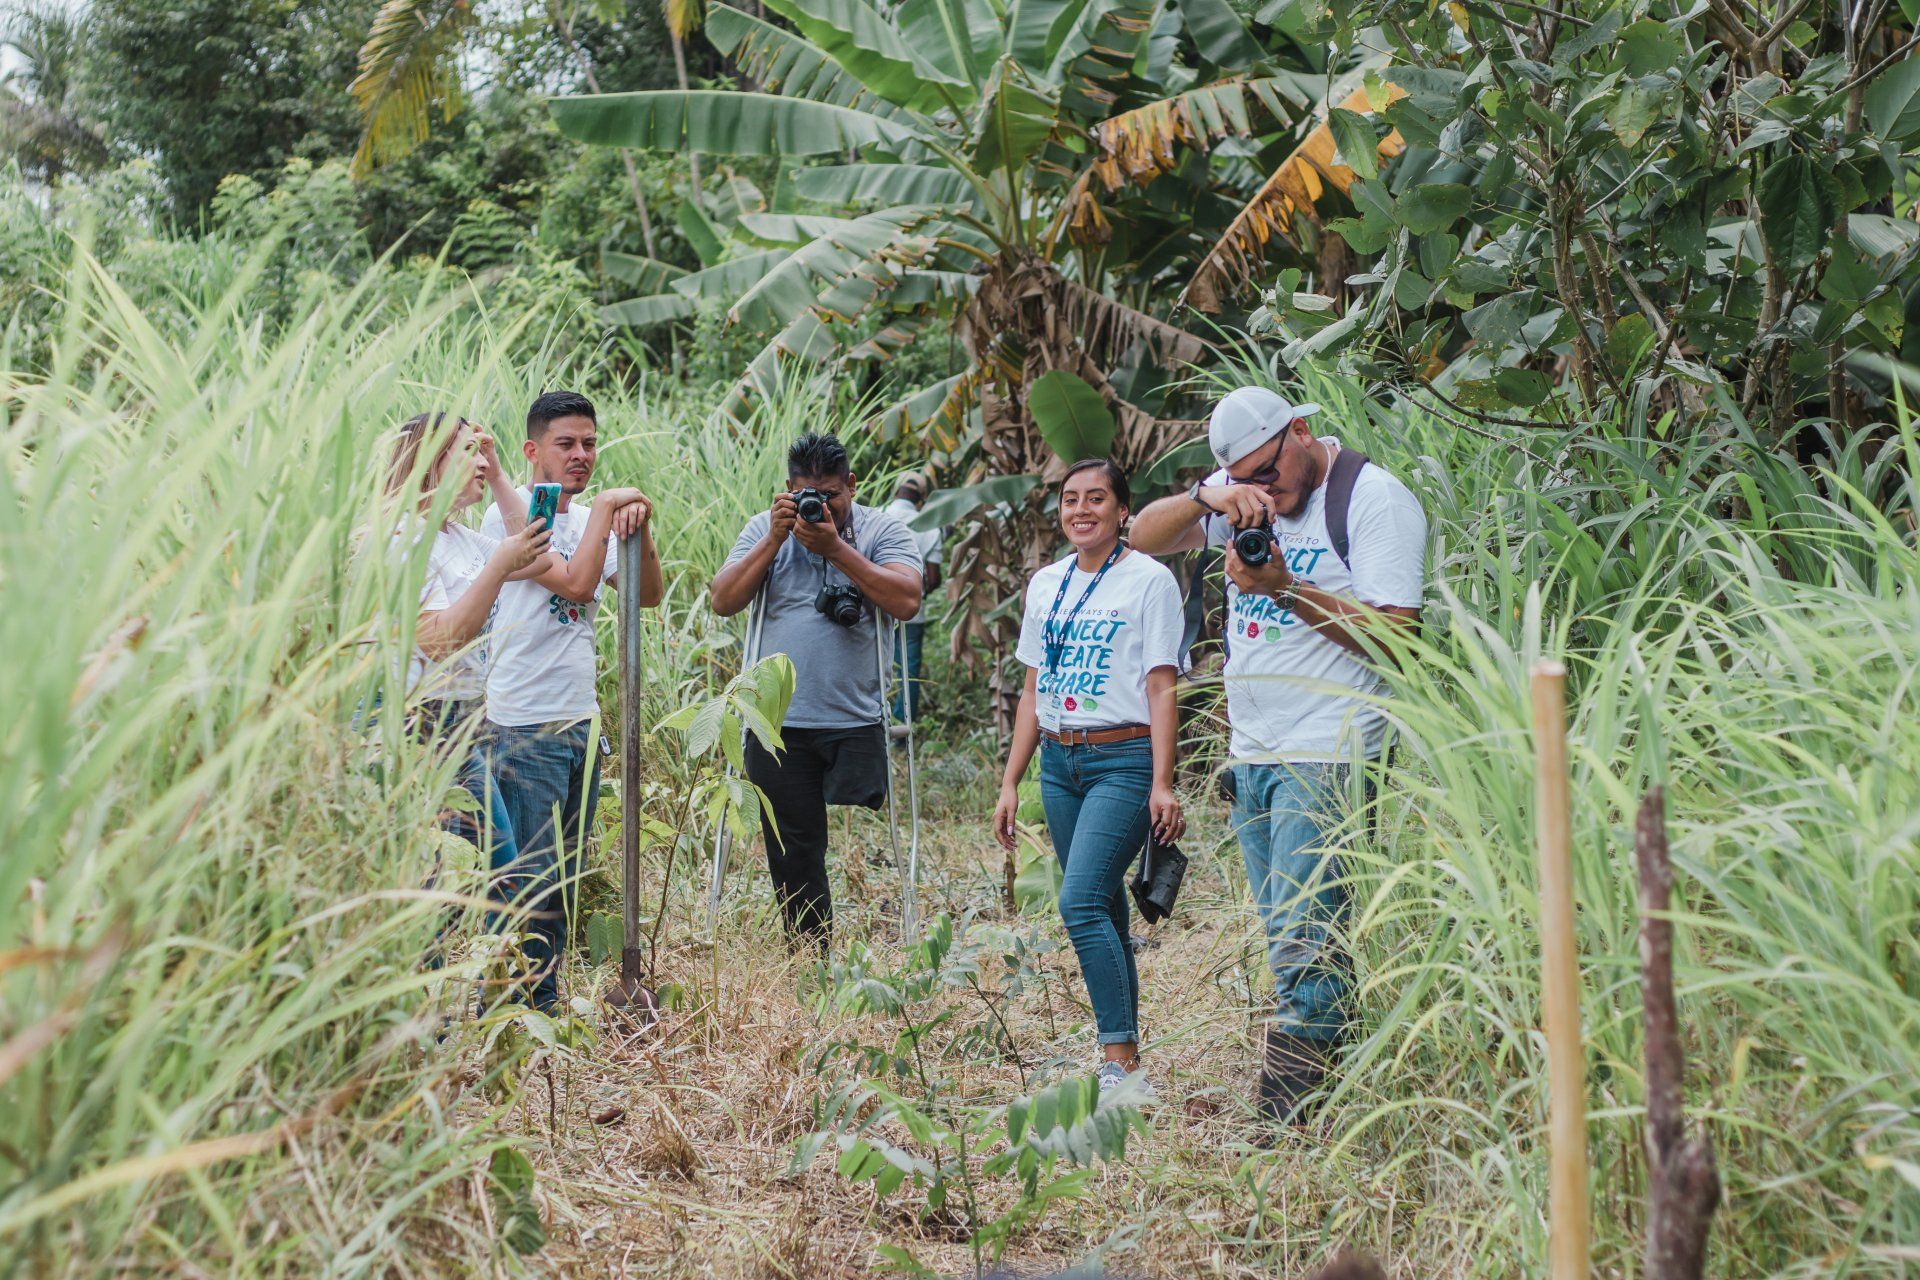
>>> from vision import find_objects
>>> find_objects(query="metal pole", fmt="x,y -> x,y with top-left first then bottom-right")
607,530 -> 655,1019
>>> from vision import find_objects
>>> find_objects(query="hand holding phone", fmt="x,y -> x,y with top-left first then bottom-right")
528,482 -> 561,530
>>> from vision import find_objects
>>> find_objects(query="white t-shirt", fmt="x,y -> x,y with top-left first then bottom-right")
480,490 -> 619,728
1201,437 -> 1428,762
886,496 -> 942,623
404,522 -> 500,702
1014,548 -> 1187,733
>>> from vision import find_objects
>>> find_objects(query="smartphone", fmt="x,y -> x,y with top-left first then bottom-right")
528,482 -> 561,530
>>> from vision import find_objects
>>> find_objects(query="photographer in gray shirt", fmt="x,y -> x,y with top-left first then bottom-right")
709,434 -> 923,948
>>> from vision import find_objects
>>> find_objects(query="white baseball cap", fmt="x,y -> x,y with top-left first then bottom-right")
1207,387 -> 1322,467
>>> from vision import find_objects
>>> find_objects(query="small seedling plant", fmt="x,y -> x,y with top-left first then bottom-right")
789,914 -> 1147,1277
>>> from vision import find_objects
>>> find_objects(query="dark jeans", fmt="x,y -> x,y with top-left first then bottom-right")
742,723 -> 888,946
415,701 -> 555,1010
890,621 -> 926,722
484,720 -> 600,1011
1230,762 -> 1373,1040
1040,736 -> 1153,1046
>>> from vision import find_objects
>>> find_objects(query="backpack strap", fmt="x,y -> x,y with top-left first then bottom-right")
1325,447 -> 1371,569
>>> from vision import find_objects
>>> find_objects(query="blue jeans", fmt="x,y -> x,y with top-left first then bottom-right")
891,621 -> 925,722
1040,737 -> 1153,1046
416,700 -> 551,1010
1231,762 -> 1367,1040
482,722 -> 598,1011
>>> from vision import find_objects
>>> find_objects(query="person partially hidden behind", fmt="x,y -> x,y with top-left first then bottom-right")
1131,386 -> 1428,1125
480,390 -> 659,1011
708,434 -> 924,949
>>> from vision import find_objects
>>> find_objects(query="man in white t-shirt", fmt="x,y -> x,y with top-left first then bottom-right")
1132,385 -> 1428,1126
884,472 -> 942,729
480,391 -> 661,1000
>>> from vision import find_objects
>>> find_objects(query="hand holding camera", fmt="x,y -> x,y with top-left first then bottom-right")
767,491 -> 800,544
790,487 -> 843,559
1225,530 -> 1294,597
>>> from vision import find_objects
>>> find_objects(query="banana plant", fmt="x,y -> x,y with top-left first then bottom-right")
550,0 -> 1408,724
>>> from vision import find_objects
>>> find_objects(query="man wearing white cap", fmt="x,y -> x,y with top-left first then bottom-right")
1132,386 -> 1427,1126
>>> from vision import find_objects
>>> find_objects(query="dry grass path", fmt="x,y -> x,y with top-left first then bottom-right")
503,760 -> 1463,1280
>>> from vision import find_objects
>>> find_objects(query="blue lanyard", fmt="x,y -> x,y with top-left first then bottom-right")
1043,543 -> 1123,673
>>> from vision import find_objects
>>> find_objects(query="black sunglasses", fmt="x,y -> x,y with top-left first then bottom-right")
1229,429 -> 1291,487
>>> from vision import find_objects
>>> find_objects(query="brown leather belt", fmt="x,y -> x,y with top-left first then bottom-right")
1041,723 -> 1152,746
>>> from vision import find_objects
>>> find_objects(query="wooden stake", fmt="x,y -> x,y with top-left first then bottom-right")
1530,660 -> 1589,1280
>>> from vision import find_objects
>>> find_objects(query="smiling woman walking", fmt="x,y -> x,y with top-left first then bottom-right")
993,459 -> 1186,1093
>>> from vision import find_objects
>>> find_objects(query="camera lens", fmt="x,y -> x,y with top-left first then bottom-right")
1233,527 -> 1273,566
795,490 -> 828,523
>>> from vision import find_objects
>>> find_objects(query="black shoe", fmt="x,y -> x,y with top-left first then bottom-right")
1256,1028 -> 1337,1127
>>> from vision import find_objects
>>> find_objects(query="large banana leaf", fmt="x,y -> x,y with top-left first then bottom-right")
602,294 -> 698,326
670,249 -> 793,300
761,0 -> 973,113
872,371 -> 973,442
971,58 -> 1060,174
549,90 -> 920,156
897,0 -> 1001,88
1052,0 -> 1156,118
1181,68 -> 1406,312
888,270 -> 979,307
601,252 -> 688,293
735,212 -> 865,245
704,4 -> 903,116
1026,368 -> 1116,460
792,163 -> 977,208
1007,0 -> 1095,82
727,206 -> 937,334
1175,0 -> 1262,70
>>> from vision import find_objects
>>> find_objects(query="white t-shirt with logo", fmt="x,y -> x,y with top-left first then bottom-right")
886,496 -> 943,624
1201,438 -> 1427,762
480,489 -> 619,728
404,522 -> 500,702
1014,549 -> 1186,733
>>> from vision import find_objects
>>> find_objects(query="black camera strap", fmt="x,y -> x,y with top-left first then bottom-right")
1043,542 -> 1123,674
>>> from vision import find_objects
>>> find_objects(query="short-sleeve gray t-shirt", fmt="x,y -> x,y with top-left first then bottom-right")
723,503 -> 925,728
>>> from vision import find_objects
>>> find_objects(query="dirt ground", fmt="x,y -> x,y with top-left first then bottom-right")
513,759 -> 1444,1280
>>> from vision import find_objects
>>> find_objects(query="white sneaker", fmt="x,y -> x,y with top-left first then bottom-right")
1097,1061 -> 1128,1093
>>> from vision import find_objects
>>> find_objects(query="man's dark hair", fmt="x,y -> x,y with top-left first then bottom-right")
788,432 -> 851,480
1061,457 -> 1131,509
528,390 -> 596,439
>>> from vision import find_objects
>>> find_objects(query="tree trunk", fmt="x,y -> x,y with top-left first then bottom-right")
671,29 -> 704,198
549,2 -> 657,256
1636,787 -> 1720,1280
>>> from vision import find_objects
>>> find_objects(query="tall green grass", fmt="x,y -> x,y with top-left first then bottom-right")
6,209 -> 1916,1278
1253,367 -> 1920,1275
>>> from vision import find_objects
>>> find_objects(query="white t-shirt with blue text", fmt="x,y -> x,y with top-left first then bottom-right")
1014,549 -> 1186,733
480,489 -> 619,728
1201,437 -> 1428,762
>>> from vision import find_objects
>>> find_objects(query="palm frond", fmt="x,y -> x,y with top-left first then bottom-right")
349,0 -> 479,177
1056,73 -> 1318,247
1180,78 -> 1407,313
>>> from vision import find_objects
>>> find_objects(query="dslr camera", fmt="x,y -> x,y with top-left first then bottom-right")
794,487 -> 831,524
814,583 -> 865,628
1233,524 -> 1275,567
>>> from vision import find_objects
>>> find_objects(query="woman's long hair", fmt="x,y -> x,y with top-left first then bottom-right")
384,411 -> 470,525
